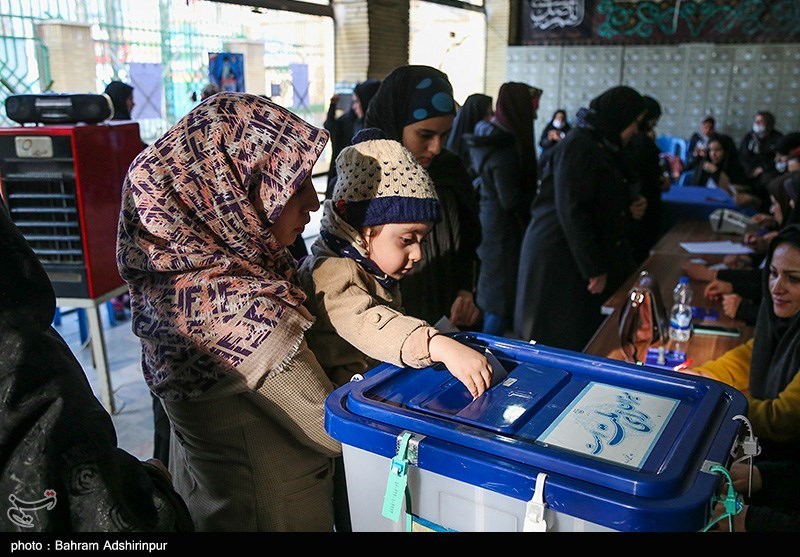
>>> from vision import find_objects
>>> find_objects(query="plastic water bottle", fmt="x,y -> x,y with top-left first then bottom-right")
673,276 -> 693,306
669,302 -> 692,342
669,277 -> 693,342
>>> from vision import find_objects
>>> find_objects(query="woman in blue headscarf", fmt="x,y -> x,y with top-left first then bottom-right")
365,65 -> 482,329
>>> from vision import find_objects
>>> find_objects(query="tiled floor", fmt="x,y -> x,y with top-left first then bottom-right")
56,178 -> 327,462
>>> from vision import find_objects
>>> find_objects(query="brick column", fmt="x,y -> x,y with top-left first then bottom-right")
224,40 -> 267,95
36,22 -> 96,93
484,0 -> 509,97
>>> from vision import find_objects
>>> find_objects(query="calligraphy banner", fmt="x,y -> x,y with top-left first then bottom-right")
519,0 -> 800,45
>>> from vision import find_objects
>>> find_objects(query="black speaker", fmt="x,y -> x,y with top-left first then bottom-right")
4,94 -> 113,125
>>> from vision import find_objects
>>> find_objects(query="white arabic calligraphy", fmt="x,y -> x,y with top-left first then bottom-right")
7,490 -> 57,528
529,0 -> 585,30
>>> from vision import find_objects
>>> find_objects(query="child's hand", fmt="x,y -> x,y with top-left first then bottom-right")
429,335 -> 492,398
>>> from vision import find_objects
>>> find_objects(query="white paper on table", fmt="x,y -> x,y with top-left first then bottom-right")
680,241 -> 753,255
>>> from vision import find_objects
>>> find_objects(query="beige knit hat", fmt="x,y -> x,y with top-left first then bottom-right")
332,128 -> 440,228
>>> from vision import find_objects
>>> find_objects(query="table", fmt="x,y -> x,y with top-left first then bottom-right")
661,185 -> 755,232
648,218 -> 744,255
600,252 -> 712,316
585,220 -> 754,367
57,284 -> 128,414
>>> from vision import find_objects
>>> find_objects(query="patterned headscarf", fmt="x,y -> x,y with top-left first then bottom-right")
117,92 -> 328,400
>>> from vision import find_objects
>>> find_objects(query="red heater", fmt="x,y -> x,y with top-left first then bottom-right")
0,122 -> 142,298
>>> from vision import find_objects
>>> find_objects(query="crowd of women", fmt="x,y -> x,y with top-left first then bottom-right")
4,62 -> 799,533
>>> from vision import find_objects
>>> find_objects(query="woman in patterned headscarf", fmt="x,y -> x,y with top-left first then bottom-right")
116,92 -> 342,531
365,65 -> 482,329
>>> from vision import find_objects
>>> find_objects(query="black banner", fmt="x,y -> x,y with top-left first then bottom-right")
518,0 -> 800,45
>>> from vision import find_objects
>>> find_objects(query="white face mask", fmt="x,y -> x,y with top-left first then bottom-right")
753,123 -> 765,135
775,160 -> 788,173
553,119 -> 565,129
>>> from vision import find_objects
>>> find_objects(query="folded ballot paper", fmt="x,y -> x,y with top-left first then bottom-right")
432,316 -> 509,388
484,348 -> 510,388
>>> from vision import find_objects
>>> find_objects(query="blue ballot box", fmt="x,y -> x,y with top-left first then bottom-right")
325,333 -> 748,532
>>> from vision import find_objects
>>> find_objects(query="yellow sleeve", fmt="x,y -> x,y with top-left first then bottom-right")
693,338 -> 754,393
746,368 -> 800,443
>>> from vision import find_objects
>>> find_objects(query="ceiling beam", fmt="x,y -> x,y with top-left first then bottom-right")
204,0 -> 334,18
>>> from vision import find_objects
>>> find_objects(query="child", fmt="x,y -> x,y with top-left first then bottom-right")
298,128 -> 494,399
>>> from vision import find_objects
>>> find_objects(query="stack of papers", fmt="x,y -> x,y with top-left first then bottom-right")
679,241 -> 753,255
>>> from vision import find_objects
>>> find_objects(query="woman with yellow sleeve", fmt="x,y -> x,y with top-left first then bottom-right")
692,224 -> 800,461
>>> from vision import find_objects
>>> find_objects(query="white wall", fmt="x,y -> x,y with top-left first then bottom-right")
507,43 -> 800,142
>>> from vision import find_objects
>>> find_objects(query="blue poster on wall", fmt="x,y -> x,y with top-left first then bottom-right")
208,52 -> 245,93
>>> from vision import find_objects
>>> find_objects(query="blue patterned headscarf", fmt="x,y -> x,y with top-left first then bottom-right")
365,65 -> 456,141
404,74 -> 456,126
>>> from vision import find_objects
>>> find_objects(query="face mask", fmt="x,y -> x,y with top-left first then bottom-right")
775,160 -> 788,173
553,119 -> 564,129
753,123 -> 765,135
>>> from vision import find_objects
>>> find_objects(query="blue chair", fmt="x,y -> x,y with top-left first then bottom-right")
53,302 -> 118,344
656,136 -> 672,154
670,138 -> 688,163
675,170 -> 695,187
656,136 -> 690,164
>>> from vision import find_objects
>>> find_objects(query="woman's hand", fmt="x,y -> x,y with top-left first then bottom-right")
429,335 -> 492,398
744,230 -> 777,253
721,294 -> 743,319
587,273 -> 607,294
682,261 -> 717,282
629,195 -> 647,220
704,279 -> 734,301
143,458 -> 172,483
449,290 -> 480,328
709,501 -> 747,532
750,212 -> 776,227
729,462 -> 762,494
723,254 -> 751,269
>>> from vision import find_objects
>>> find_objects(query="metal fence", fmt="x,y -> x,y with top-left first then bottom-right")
0,0 -> 332,144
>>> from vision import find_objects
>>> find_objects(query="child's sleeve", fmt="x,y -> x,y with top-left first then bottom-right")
400,326 -> 438,368
312,257 -> 431,367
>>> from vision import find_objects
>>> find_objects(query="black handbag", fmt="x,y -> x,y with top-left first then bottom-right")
618,271 -> 668,363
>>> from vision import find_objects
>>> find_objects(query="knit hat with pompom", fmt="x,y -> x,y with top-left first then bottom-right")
332,127 -> 440,228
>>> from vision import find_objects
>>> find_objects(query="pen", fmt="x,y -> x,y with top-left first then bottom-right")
673,358 -> 694,372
